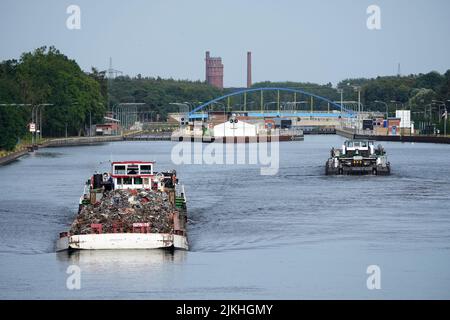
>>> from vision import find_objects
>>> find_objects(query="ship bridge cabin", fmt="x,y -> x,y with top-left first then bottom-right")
342,140 -> 375,157
111,161 -> 154,190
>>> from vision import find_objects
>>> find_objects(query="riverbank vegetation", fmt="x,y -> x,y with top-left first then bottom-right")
0,46 -> 106,150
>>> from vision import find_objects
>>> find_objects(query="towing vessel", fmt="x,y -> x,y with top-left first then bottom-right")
56,161 -> 188,251
325,139 -> 391,175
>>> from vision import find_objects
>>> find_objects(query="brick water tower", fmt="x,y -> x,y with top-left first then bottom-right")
205,51 -> 224,89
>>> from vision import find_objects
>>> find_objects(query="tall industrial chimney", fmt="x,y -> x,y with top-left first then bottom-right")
247,51 -> 252,88
205,51 -> 210,82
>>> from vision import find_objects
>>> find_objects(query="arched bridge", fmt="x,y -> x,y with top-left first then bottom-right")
187,87 -> 356,119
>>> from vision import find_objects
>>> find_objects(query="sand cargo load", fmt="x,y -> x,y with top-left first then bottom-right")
57,161 -> 188,251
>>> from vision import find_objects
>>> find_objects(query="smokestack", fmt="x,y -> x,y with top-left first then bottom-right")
247,51 -> 252,88
205,51 -> 210,82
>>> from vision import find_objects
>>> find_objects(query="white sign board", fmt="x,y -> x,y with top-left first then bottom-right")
29,123 -> 36,132
395,110 -> 411,128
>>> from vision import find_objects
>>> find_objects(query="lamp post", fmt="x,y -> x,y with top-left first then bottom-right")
354,86 -> 361,131
343,84 -> 362,130
424,103 -> 432,120
111,104 -> 120,135
432,100 -> 446,122
263,102 -> 277,116
390,100 -> 408,119
184,101 -> 205,120
286,101 -> 308,112
353,86 -> 361,113
170,102 -> 191,127
374,100 -> 389,119
29,103 -> 53,144
447,100 -> 450,136
432,100 -> 449,135
117,103 -> 145,131
337,88 -> 344,114
444,108 -> 448,137
390,100 -> 399,110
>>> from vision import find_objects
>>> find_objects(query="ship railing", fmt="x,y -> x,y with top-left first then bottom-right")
175,184 -> 187,201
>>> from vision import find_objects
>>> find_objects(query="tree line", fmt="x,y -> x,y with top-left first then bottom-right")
338,71 -> 450,124
0,46 -> 107,151
109,73 -> 449,121
1,46 -> 449,151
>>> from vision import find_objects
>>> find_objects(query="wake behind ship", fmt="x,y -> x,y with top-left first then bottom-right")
56,161 -> 188,251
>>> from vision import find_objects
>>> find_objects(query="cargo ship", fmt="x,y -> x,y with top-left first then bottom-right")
56,161 -> 188,251
325,139 -> 391,175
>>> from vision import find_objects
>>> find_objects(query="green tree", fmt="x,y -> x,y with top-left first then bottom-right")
0,46 -> 107,151
0,59 -> 28,150
408,88 -> 437,119
15,46 -> 106,137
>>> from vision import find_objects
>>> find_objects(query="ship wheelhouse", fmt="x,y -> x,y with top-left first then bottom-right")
111,161 -> 154,190
342,140 -> 376,157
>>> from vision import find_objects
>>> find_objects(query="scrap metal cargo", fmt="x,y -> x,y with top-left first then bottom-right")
57,161 -> 188,251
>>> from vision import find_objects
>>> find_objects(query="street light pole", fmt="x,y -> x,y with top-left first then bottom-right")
433,100 -> 449,136
31,105 -> 37,145
263,102 -> 277,116
374,100 -> 389,119
447,100 -> 450,136
354,86 -> 361,113
445,110 -> 448,136
170,102 -> 191,128
288,101 -> 308,112
36,104 -> 52,141
117,103 -> 145,132
337,89 -> 344,114
38,106 -> 42,141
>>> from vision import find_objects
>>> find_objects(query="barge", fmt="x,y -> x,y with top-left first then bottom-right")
325,139 -> 391,175
57,161 -> 188,251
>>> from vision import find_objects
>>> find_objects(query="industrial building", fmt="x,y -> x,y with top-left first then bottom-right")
360,110 -> 413,136
205,51 -> 224,89
204,51 -> 252,89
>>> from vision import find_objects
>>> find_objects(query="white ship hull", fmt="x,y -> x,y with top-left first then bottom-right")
56,233 -> 188,251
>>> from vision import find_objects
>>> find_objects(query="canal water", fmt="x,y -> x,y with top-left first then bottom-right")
1,135 -> 450,299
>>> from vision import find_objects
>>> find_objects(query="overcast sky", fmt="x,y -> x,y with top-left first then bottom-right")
1,0 -> 449,87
